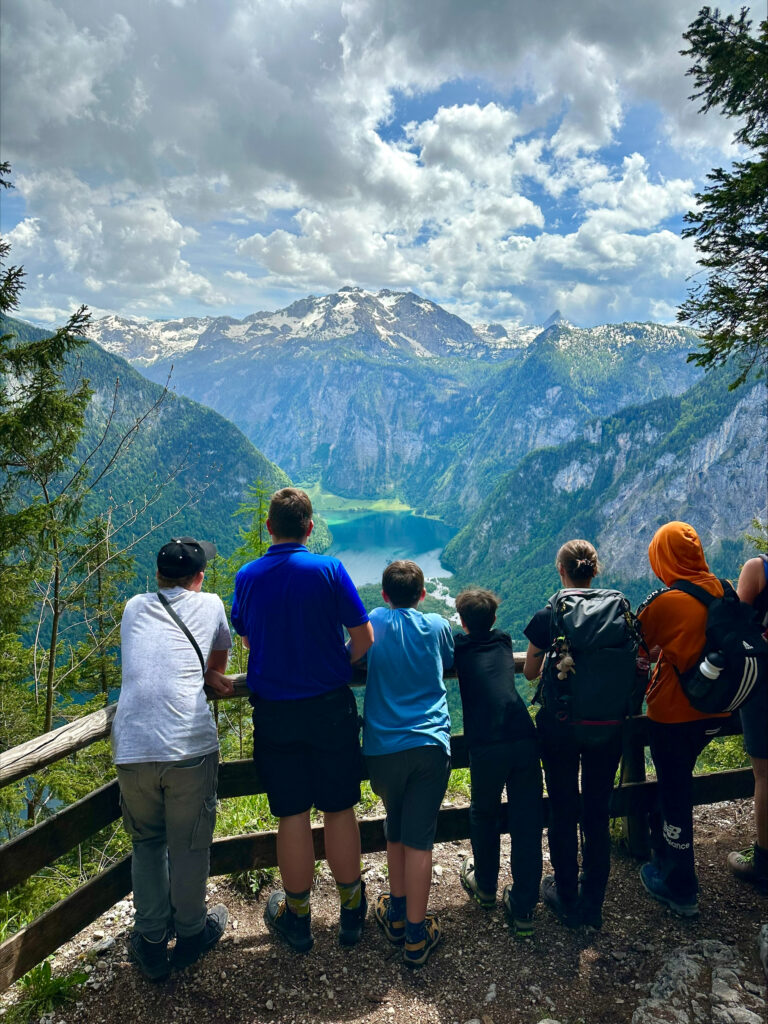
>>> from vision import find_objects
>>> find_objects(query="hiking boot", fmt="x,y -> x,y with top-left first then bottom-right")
502,885 -> 534,939
338,880 -> 367,946
264,891 -> 314,953
373,893 -> 406,945
129,931 -> 171,981
460,857 -> 496,909
403,915 -> 441,968
577,884 -> 603,930
171,904 -> 229,969
727,845 -> 768,891
639,863 -> 699,918
541,874 -> 580,928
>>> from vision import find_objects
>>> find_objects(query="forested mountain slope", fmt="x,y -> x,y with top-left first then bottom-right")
2,316 -> 330,581
443,367 -> 766,643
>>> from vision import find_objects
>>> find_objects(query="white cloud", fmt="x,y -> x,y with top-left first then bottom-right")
0,0 -> 749,324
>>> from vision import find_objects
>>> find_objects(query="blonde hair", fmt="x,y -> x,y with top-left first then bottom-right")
556,539 -> 601,583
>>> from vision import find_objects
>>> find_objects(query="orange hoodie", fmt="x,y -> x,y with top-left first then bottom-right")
637,521 -> 726,724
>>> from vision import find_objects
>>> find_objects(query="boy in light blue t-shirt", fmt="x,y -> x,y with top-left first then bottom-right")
362,560 -> 454,968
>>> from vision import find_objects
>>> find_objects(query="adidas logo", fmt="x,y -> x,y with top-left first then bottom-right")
742,640 -> 754,651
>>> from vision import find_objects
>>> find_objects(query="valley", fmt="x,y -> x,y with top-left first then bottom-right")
77,286 -> 767,644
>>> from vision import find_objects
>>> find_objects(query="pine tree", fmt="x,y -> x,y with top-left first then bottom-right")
678,7 -> 768,387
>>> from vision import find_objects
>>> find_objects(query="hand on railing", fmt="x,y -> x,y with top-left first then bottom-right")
204,667 -> 236,698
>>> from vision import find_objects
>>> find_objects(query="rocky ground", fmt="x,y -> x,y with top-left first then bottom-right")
2,799 -> 767,1024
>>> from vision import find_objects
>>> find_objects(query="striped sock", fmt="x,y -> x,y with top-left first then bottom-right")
389,894 -> 406,922
336,878 -> 362,911
285,888 -> 311,917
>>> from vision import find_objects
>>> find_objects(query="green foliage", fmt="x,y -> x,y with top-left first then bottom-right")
678,7 -> 768,386
746,518 -> 768,554
5,959 -> 87,1024
695,734 -> 751,773
230,865 -> 278,898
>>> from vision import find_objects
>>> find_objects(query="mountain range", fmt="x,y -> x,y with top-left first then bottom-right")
83,288 -> 767,639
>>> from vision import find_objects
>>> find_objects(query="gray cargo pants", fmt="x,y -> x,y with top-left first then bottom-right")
116,751 -> 218,941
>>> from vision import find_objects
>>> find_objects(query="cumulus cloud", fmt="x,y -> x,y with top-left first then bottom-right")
0,0 -> 748,325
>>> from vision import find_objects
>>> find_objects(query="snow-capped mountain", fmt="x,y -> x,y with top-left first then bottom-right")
87,287 -> 541,365
85,314 -> 215,366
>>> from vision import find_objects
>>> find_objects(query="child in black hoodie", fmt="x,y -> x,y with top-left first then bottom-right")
454,588 -> 543,936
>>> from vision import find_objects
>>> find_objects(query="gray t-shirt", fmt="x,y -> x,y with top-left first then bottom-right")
112,587 -> 232,764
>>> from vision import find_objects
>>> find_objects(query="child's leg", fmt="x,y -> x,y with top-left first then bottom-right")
399,746 -> 451,924
505,737 -> 544,914
468,744 -> 510,895
403,846 -> 433,924
387,839 -> 406,897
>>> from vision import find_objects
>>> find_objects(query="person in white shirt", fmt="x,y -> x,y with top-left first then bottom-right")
112,536 -> 233,979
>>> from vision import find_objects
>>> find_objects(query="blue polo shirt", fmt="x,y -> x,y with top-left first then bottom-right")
362,606 -> 454,757
231,543 -> 369,701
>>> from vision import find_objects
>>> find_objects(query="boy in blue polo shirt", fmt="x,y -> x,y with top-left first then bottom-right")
231,488 -> 374,953
362,560 -> 453,968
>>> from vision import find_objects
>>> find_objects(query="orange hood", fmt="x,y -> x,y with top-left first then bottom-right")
648,521 -> 717,589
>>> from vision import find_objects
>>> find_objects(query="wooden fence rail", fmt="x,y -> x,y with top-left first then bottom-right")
0,667 -> 752,991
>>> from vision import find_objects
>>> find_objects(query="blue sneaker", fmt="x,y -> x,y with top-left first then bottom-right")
639,863 -> 699,918
373,893 -> 405,945
403,915 -> 441,968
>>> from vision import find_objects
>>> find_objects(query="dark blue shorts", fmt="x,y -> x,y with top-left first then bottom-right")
740,682 -> 768,759
251,686 -> 362,817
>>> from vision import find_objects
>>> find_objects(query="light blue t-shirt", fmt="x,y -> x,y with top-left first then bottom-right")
362,606 -> 454,757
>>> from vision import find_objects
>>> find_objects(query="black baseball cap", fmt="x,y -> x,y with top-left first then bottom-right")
156,536 -> 217,578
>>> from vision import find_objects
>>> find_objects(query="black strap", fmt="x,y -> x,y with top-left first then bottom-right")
671,578 -> 735,606
156,591 -> 206,678
670,579 -> 714,606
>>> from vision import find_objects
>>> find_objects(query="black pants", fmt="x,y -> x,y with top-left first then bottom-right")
647,717 -> 721,900
468,737 -> 543,914
537,710 -> 622,909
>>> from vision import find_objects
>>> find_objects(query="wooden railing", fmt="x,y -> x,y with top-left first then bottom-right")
0,664 -> 752,991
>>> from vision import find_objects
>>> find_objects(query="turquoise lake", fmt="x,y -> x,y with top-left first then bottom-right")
325,509 -> 456,586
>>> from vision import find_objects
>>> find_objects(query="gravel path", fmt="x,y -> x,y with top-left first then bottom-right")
2,799 -> 766,1024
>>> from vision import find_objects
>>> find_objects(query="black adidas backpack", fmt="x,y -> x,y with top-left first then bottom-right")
671,578 -> 768,714
538,588 -> 645,745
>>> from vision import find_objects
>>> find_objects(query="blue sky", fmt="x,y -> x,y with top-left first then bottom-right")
0,0 -> 749,329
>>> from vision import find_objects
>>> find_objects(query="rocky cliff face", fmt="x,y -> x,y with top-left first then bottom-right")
86,289 -> 705,523
442,371 -> 766,636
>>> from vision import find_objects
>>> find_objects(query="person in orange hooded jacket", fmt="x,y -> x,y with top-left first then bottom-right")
636,521 -> 729,916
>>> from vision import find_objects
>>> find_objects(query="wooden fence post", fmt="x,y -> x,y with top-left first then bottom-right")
620,718 -> 651,859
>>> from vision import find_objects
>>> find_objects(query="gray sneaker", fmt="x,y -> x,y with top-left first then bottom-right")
171,904 -> 228,969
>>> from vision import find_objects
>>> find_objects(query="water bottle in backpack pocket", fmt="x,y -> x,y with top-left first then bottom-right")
536,588 -> 645,747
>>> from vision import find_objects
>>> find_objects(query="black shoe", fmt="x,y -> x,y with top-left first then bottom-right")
129,931 -> 171,981
264,890 -> 314,953
171,904 -> 228,969
339,880 -> 367,946
542,875 -> 580,928
578,898 -> 603,930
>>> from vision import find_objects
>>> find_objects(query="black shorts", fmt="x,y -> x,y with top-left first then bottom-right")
251,686 -> 362,818
366,744 -> 451,851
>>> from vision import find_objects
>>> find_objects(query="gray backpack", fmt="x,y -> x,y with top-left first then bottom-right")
539,588 -> 644,745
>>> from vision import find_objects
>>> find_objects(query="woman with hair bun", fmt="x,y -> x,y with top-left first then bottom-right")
522,539 -> 624,930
